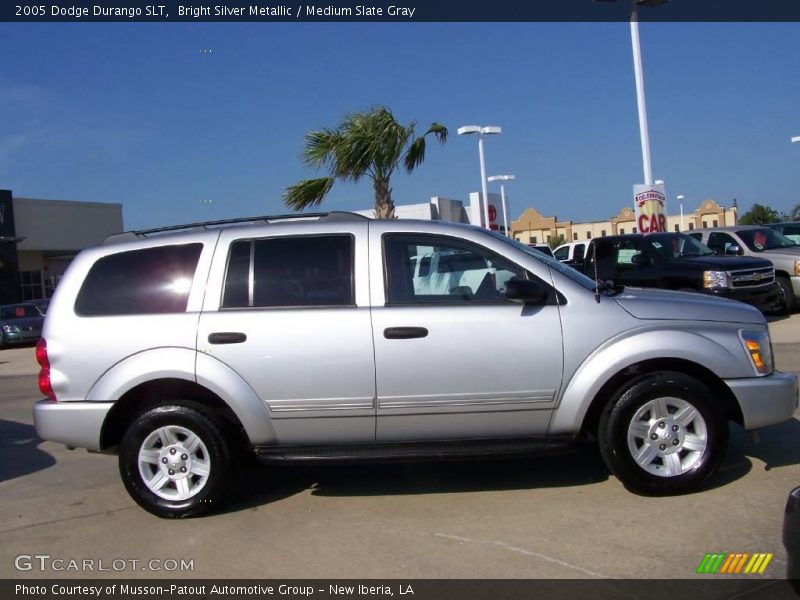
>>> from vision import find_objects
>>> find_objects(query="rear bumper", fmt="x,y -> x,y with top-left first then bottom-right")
725,371 -> 798,430
33,399 -> 114,451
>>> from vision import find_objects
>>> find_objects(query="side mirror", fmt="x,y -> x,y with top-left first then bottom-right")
631,253 -> 651,266
725,244 -> 742,256
505,277 -> 549,305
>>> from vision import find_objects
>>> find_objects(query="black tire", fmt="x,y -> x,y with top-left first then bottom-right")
598,372 -> 728,495
777,276 -> 796,315
119,404 -> 233,518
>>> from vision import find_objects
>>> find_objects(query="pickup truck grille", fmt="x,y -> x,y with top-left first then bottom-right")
730,267 -> 775,288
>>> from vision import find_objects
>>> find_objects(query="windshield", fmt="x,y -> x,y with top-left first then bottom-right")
646,233 -> 715,258
736,228 -> 799,252
485,230 -> 597,291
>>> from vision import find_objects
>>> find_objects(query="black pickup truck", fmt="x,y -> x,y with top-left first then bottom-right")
577,232 -> 780,313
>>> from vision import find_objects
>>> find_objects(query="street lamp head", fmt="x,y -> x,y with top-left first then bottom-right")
676,195 -> 685,201
792,136 -> 800,144
458,125 -> 502,136
488,175 -> 515,182
457,126 -> 481,136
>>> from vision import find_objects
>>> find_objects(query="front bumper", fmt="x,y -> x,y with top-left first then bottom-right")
725,371 -> 798,430
710,283 -> 781,313
790,276 -> 800,299
33,400 -> 114,451
3,330 -> 42,344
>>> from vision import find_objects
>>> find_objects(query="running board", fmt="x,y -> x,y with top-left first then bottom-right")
253,436 -> 576,463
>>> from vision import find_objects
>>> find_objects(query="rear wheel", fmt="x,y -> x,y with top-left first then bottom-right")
598,372 -> 728,495
119,404 -> 233,518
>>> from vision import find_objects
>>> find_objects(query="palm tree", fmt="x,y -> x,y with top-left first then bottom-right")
283,107 -> 448,219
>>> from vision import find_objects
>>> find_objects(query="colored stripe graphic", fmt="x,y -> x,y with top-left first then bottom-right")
697,552 -> 773,575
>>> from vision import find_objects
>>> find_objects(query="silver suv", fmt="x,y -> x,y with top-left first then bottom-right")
34,213 -> 799,518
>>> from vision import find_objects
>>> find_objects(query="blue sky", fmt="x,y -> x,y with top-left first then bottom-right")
0,22 -> 798,229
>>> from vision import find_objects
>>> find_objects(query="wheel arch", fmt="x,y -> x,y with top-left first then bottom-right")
100,378 -> 249,453
577,358 -> 743,438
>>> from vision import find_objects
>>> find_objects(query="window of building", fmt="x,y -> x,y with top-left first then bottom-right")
689,223 -> 695,230
530,236 -> 537,244
619,228 -> 625,235
19,270 -> 43,301
713,220 -> 719,227
674,224 -> 680,232
632,227 -> 637,234
383,234 -> 527,304
702,221 -> 708,228
75,244 -> 204,316
586,232 -> 591,239
601,230 -> 607,237
222,235 -> 354,309
573,233 -> 578,241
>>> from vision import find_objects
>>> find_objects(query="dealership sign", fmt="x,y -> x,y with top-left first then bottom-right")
634,183 -> 667,233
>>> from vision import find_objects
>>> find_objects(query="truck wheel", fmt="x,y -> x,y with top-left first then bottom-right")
777,276 -> 795,314
119,404 -> 233,518
598,372 -> 728,495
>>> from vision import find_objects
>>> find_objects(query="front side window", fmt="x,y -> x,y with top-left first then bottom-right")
707,232 -> 738,254
75,244 -> 203,316
222,235 -> 354,308
384,235 -> 525,304
553,246 -> 569,261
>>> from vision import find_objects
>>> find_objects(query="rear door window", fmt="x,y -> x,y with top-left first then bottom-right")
222,235 -> 354,308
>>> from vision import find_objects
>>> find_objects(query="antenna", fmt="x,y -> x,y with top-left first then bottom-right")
592,239 -> 601,303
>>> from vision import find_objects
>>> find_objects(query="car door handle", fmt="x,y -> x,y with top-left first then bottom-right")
208,332 -> 247,345
384,327 -> 428,339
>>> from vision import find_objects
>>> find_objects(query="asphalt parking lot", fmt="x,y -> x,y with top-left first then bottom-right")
1,317 -> 799,581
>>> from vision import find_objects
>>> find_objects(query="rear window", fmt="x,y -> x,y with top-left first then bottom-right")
75,244 -> 203,316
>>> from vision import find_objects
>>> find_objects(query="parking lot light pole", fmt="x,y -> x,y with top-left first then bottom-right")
677,194 -> 685,230
458,125 -> 502,229
488,175 -> 515,237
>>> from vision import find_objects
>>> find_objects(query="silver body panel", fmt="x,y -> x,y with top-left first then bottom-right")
34,218 -> 798,456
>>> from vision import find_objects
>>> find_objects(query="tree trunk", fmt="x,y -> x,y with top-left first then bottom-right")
373,179 -> 395,219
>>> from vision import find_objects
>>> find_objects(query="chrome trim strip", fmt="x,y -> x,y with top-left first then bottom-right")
379,390 -> 555,409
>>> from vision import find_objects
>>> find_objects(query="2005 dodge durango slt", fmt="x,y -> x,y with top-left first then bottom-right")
33,213 -> 799,518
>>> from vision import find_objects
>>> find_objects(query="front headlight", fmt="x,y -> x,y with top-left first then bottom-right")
740,330 -> 774,376
703,270 -> 731,289
2,324 -> 19,333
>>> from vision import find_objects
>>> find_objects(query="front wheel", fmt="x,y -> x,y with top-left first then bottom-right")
598,372 -> 728,495
119,404 -> 233,518
776,276 -> 796,315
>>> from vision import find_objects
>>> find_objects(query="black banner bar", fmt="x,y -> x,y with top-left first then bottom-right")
3,0 -> 800,23
3,579 -> 800,600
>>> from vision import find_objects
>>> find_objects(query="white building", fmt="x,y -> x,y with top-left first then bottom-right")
1,190 -> 123,303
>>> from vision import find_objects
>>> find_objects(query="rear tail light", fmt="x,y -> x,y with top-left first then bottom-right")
36,339 -> 56,401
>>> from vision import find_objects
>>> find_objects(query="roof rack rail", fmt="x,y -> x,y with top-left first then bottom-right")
103,211 -> 368,244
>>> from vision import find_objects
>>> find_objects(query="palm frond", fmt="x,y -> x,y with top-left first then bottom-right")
403,122 -> 448,172
282,177 -> 335,211
302,129 -> 341,169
